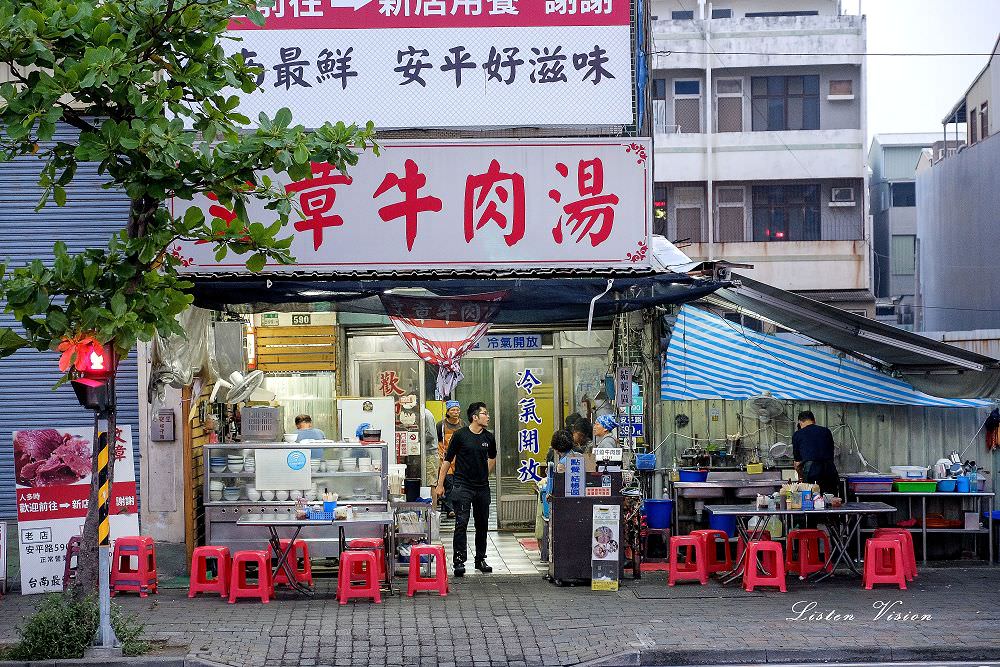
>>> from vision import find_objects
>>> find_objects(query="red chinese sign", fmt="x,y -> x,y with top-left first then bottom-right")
174,138 -> 650,274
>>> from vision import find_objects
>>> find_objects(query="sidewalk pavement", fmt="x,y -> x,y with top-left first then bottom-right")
1,566 -> 998,667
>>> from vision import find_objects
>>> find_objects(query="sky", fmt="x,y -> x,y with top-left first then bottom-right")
841,0 -> 1000,143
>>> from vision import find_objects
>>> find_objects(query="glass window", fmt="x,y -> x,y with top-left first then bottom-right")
829,80 -> 853,96
674,80 -> 700,96
890,182 -> 916,207
751,184 -> 821,242
671,10 -> 694,19
751,75 -> 821,131
653,183 -> 668,237
711,8 -> 732,18
891,235 -> 916,275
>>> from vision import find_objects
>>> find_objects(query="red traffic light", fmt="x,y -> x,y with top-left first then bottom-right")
58,334 -> 112,378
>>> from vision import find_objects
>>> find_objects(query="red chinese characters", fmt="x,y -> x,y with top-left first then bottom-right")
285,162 -> 353,250
548,158 -> 619,246
464,159 -> 525,247
378,370 -> 405,397
373,159 -> 442,251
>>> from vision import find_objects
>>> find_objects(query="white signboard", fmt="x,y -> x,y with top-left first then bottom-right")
173,138 -> 652,274
14,426 -> 139,594
591,503 -> 619,561
564,452 -> 584,497
254,448 -> 312,490
615,366 -> 632,409
224,0 -> 633,128
0,522 -> 6,592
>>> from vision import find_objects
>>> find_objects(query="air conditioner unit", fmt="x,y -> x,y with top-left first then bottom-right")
829,187 -> 856,206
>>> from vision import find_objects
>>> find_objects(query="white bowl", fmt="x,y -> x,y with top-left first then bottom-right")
284,434 -> 299,443
210,464 -> 226,473
290,490 -> 303,501
209,490 -> 223,501
210,480 -> 225,489
275,490 -> 289,501
304,490 -> 317,501
228,464 -> 243,473
247,490 -> 261,502
261,490 -> 275,501
358,457 -> 372,468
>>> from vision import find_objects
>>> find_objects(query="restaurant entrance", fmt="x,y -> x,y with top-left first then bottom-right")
348,330 -> 611,530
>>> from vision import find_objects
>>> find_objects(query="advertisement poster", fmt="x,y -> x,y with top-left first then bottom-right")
173,138 -> 652,275
14,426 -> 139,594
591,503 -> 619,591
222,0 -> 633,128
253,447 -> 312,490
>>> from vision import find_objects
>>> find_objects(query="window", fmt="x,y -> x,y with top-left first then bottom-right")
653,183 -> 668,237
673,186 -> 705,242
828,80 -> 853,98
751,76 -> 820,131
711,8 -> 732,18
674,79 -> 702,133
652,77 -> 669,133
715,79 -> 743,132
981,102 -> 989,139
716,186 -> 746,242
745,10 -> 819,17
751,184 -> 821,242
970,109 -> 978,144
890,182 -> 915,207
722,312 -> 763,332
671,10 -> 694,19
891,235 -> 916,275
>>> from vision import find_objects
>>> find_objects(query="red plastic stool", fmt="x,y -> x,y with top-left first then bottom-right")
689,529 -> 732,574
863,538 -> 907,590
189,546 -> 231,598
735,530 -> 773,574
338,551 -> 382,604
228,550 -> 273,603
110,536 -> 158,597
667,535 -> 709,586
347,537 -> 387,581
407,544 -> 448,597
62,535 -> 82,591
269,539 -> 313,587
873,528 -> 917,581
786,529 -> 832,577
743,540 -> 787,592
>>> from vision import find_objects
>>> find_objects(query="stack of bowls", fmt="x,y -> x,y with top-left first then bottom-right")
310,458 -> 323,475
342,457 -> 358,472
260,490 -> 275,501
244,455 -> 255,474
246,484 -> 261,501
209,480 -> 225,501
222,486 -> 242,502
209,456 -> 227,473
358,457 -> 373,472
227,454 -> 244,473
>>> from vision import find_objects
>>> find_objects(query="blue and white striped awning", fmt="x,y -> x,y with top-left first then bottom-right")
661,306 -> 990,407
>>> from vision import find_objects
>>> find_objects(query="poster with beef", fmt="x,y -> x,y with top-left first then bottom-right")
14,426 -> 139,594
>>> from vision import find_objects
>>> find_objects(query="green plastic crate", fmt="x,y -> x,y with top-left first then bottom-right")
893,480 -> 937,493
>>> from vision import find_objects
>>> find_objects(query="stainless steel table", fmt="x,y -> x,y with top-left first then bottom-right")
237,512 -> 397,595
708,502 -> 897,583
852,491 -> 994,565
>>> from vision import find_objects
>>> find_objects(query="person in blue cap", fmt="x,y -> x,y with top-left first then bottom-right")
434,400 -> 465,516
593,415 -> 619,450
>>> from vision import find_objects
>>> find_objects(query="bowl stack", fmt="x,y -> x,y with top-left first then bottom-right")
310,458 -> 322,475
243,455 -> 256,475
227,454 -> 244,473
209,456 -> 227,473
209,480 -> 224,501
222,486 -> 242,502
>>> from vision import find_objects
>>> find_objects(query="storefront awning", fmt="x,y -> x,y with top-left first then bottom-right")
190,273 -> 725,325
714,274 -> 1000,400
661,306 -> 991,407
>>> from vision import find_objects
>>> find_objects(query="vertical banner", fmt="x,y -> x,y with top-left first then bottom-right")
514,367 -> 552,485
591,503 -> 620,591
13,426 -> 138,594
0,521 -> 7,592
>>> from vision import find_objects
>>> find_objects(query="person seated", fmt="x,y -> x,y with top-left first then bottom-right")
295,414 -> 326,459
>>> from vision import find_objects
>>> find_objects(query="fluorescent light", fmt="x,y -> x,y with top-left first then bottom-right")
856,329 -> 986,372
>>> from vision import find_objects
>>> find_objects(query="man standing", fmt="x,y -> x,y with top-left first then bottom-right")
433,401 -> 496,577
792,410 -> 839,494
436,400 -> 465,516
295,414 -> 326,458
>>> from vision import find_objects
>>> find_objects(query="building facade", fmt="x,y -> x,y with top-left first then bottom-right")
917,35 -> 1000,333
868,133 -> 962,330
650,0 -> 871,314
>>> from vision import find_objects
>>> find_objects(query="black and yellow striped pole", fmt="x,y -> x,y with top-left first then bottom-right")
97,431 -> 111,548
96,423 -> 118,648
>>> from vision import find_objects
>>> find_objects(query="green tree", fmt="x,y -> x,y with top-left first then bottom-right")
0,0 -> 377,599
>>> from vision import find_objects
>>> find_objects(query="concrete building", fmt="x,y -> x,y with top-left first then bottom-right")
916,34 -> 1000,332
868,133 -> 963,330
650,0 -> 872,314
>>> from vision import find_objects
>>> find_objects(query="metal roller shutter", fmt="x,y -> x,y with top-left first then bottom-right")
0,122 -> 141,519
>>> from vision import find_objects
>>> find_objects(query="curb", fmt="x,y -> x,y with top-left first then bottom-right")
577,645 -> 1000,666
0,655 -> 236,667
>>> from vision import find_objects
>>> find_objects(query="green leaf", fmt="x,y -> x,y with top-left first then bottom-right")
245,253 -> 266,273
53,185 -> 66,206
0,328 -> 28,358
274,107 -> 292,128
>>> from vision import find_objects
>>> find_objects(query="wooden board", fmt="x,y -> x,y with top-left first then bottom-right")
256,324 -> 337,372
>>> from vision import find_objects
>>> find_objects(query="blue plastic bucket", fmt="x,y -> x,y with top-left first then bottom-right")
708,511 -> 737,538
678,468 -> 709,482
644,499 -> 674,529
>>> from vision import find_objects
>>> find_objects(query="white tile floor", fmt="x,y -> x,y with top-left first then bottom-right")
436,527 -> 548,575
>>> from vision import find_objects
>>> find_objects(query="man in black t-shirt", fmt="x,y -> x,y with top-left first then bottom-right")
433,401 -> 497,577
792,410 -> 839,494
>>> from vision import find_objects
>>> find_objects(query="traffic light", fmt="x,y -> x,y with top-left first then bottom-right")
70,340 -> 114,413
